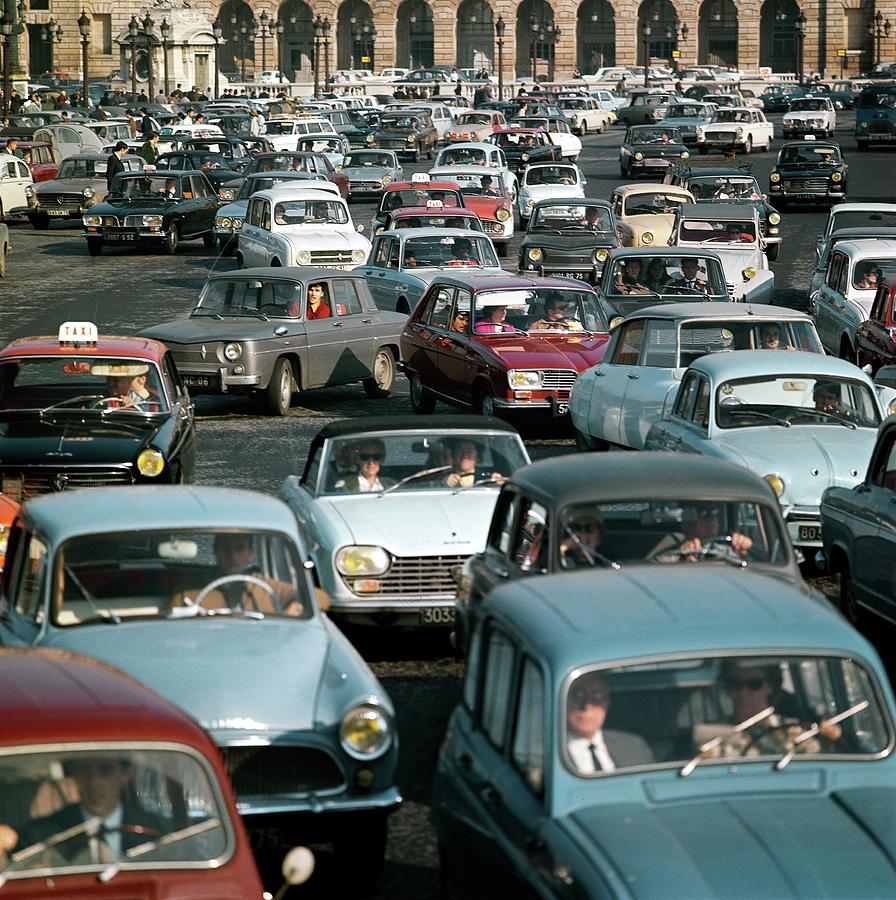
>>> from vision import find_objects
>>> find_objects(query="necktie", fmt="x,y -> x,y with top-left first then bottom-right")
588,743 -> 602,772
90,826 -> 112,863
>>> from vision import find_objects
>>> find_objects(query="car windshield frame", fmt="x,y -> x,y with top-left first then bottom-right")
401,234 -> 499,269
57,158 -> 105,179
628,127 -> 684,145
344,152 -> 395,168
529,203 -> 614,232
472,287 -> 610,334
605,255 -> 728,299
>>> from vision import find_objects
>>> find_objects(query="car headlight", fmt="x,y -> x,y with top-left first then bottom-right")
296,249 -> 312,264
526,198 -> 534,208
335,545 -> 391,576
768,212 -> 780,225
681,151 -> 689,159
216,216 -> 228,227
764,473 -> 785,498
783,118 -> 793,126
521,153 -> 530,161
496,207 -> 510,222
634,151 -> 644,161
83,214 -> 102,226
527,248 -> 543,261
831,172 -> 843,182
594,248 -> 609,263
641,231 -> 654,244
142,215 -> 162,226
219,188 -> 235,201
340,703 -> 393,759
406,134 -> 416,143
508,369 -> 542,388
224,342 -> 242,361
137,449 -> 165,478
366,133 -> 376,143
24,185 -> 34,197
352,248 -> 366,262
770,172 -> 781,183
82,186 -> 95,198
860,121 -> 868,129
381,176 -> 392,185
736,127 -> 744,136
742,266 -> 756,280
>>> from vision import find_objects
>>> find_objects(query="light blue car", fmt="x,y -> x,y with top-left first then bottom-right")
644,350 -> 894,551
659,101 -> 716,144
0,486 -> 400,871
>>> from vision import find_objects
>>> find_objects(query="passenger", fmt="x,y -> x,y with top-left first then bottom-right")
566,672 -> 654,773
403,250 -> 418,267
579,206 -> 604,229
759,324 -> 795,350
449,239 -> 479,266
856,264 -> 882,290
644,258 -> 670,293
474,304 -> 514,333
723,222 -> 753,243
559,514 -> 605,569
614,258 -> 650,295
813,380 -> 852,417
160,178 -> 178,198
450,308 -> 470,333
648,504 -> 753,562
334,439 -> 395,492
306,282 -> 331,319
667,257 -> 708,293
529,294 -> 584,331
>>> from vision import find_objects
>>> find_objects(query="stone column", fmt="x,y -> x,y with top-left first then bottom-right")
432,0 -> 457,68
615,0 -> 639,67
736,0 -> 760,71
371,0 -> 396,71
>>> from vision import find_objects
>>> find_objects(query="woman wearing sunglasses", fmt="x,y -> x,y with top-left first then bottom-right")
334,440 -> 395,492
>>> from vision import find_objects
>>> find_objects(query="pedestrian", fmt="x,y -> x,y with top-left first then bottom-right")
126,109 -> 138,138
22,93 -> 40,112
137,131 -> 160,166
106,141 -> 129,191
249,109 -> 262,135
4,137 -> 18,156
139,107 -> 154,138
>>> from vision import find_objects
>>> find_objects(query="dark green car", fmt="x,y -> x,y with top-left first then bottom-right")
769,140 -> 848,209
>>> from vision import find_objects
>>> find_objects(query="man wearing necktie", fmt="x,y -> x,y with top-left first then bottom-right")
668,257 -> 708,294
566,673 -> 654,773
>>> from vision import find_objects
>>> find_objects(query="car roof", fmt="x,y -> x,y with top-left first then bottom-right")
485,567 -> 870,671
615,183 -> 692,196
385,180 -> 461,191
622,301 -> 812,321
678,201 -> 757,218
831,202 -> 896,213
391,206 -> 477,217
0,334 -> 166,361
779,140 -> 840,150
608,246 -> 722,262
690,348 -> 870,380
21,486 -> 300,545
430,165 -> 503,176
0,648 -> 216,749
532,198 -> 612,209
252,187 -> 345,202
207,265 -> 362,281
440,142 -> 496,150
421,273 -> 593,290
832,239 -> 896,257
828,226 -> 896,240
382,227 -> 490,240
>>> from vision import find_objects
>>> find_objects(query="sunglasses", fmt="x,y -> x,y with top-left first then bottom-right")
725,677 -> 766,692
358,452 -> 383,462
569,690 -> 610,708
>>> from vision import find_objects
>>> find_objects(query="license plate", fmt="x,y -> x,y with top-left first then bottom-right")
308,264 -> 347,269
418,606 -> 456,626
248,827 -> 292,851
106,233 -> 136,241
791,194 -> 818,200
183,373 -> 219,389
798,524 -> 822,542
552,271 -> 588,280
555,402 -> 569,415
47,209 -> 68,216
644,159 -> 669,166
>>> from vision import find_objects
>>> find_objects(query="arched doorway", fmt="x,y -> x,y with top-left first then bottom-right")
457,0 -> 495,72
219,0 -> 255,79
698,0 -> 738,66
337,0 -> 374,70
279,0 -> 314,79
397,0 -> 434,70
577,0 -> 616,72
637,0 -> 679,68
760,0 -> 799,71
516,0 -> 558,82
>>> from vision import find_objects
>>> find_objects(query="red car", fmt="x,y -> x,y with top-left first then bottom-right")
372,177 -> 464,233
0,140 -> 57,181
856,281 -> 896,375
0,648 -> 278,897
400,274 -> 612,417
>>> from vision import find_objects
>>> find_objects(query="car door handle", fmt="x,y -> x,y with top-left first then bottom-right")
627,372 -> 639,380
594,370 -> 605,377
332,322 -> 343,328
479,784 -> 501,806
363,318 -> 373,324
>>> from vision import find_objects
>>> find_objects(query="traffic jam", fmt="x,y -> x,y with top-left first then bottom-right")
3,74 -> 896,898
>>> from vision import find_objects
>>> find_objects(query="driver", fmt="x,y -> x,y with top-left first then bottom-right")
529,293 -> 584,331
666,257 -> 708,293
813,380 -> 854,418
647,504 -> 753,563
443,439 -> 504,488
723,222 -> 754,243
104,365 -> 157,411
480,174 -> 500,196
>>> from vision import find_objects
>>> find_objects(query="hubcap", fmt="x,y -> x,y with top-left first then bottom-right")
280,365 -> 291,403
374,352 -> 390,387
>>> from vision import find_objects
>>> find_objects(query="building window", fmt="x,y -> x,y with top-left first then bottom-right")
93,13 -> 112,54
29,0 -> 50,12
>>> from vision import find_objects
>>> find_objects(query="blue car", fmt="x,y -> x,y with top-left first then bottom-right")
659,100 -> 716,144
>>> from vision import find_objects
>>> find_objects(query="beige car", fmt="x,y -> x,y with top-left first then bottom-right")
610,183 -> 695,247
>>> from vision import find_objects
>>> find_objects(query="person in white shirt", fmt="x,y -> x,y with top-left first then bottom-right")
335,439 -> 396,492
566,672 -> 654,773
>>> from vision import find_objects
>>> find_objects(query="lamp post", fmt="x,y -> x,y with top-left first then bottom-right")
0,12 -> 12,117
239,20 -> 247,81
128,14 -> 139,99
258,10 -> 279,73
142,12 -> 155,100
530,15 -> 539,81
642,20 -> 652,86
313,15 -> 323,96
665,21 -> 688,73
78,10 -> 90,108
869,10 -> 892,67
212,17 -> 223,98
795,8 -> 806,84
160,17 -> 171,98
495,15 -> 505,99
275,19 -> 284,78
41,18 -> 63,72
322,17 -> 330,86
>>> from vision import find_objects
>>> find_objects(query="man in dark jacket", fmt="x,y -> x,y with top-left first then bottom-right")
136,132 -> 160,166
139,107 -> 154,138
105,141 -> 129,191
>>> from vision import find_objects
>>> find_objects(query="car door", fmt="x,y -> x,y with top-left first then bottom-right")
0,528 -> 49,647
436,288 -> 475,406
867,430 -> 896,617
359,236 -> 399,310
646,370 -> 701,451
815,251 -> 845,351
407,285 -> 455,395
189,173 -> 218,233
239,197 -> 270,267
673,374 -> 712,454
160,351 -> 197,482
304,279 -> 372,385
856,285 -> 894,371
0,156 -> 30,217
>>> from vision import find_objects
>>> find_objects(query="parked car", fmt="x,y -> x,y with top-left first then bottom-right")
508,115 -> 582,160
782,96 -> 838,138
517,162 -> 586,226
263,117 -> 338,152
372,111 -> 438,160
695,107 -> 774,154
82,170 -> 218,256
0,487 -> 401,875
659,101 -> 716,144
610,182 -> 695,248
400,274 -> 612,417
488,128 -> 562,174
279,416 -> 529,629
370,176 -> 464,233
556,95 -> 611,134
359,228 -> 502,313
769,139 -> 848,208
340,148 -> 404,200
619,124 -> 690,178
570,303 -> 824,451
518,199 -> 619,284
0,321 -> 196,496
259,69 -> 290,83
645,350 -> 888,551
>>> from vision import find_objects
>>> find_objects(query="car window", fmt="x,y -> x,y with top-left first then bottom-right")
427,286 -> 454,329
372,238 -> 390,267
248,198 -> 263,227
640,320 -> 676,367
13,534 -> 48,621
511,500 -> 549,571
463,624 -> 482,710
874,433 -> 896,490
826,253 -> 843,290
261,201 -> 272,231
489,489 -> 521,557
836,255 -> 850,294
692,377 -> 711,429
512,658 -> 545,797
612,319 -> 646,365
481,627 -> 516,748
674,372 -> 701,419
332,279 -> 363,315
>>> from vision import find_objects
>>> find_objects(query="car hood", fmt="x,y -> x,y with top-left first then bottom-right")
323,491 -> 499,552
776,163 -> 841,174
45,618 -> 328,733
564,790 -> 896,898
524,185 -> 584,200
713,424 -> 876,506
141,318 -> 296,343
480,332 -> 609,371
629,144 -> 688,156
36,177 -> 103,193
708,248 -> 765,282
522,232 -> 618,251
342,166 -> 392,179
217,199 -> 249,217
462,196 -> 510,218
282,228 -> 368,250
0,415 -> 156,463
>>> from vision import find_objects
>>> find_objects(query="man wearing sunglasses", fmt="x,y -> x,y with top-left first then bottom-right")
335,439 -> 396,492
566,672 -> 654,773
559,514 -> 605,569
648,504 -> 753,563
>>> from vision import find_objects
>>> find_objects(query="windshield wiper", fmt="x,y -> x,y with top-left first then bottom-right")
808,409 -> 858,430
6,815 -> 103,867
190,306 -> 223,319
775,700 -> 870,770
39,394 -> 104,416
561,525 -> 621,570
723,408 -> 791,427
65,564 -> 120,624
380,465 -> 452,495
680,706 -> 775,776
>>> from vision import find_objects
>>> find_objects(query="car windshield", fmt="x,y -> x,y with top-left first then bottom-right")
273,198 -> 348,225
390,213 -> 481,231
246,154 -> 316,174
0,747 -> 230,879
712,109 -> 753,123
629,127 -> 682,144
0,356 -> 169,416
689,176 -> 762,201
830,210 -> 896,232
57,158 -> 104,178
778,145 -> 841,165
112,176 -> 183,199
493,132 -> 541,148
706,96 -> 737,107
851,259 -> 896,290
678,218 -> 756,243
440,148 -> 488,165
345,151 -> 394,167
607,255 -> 726,300
264,120 -> 300,134
50,529 -> 310,625
402,235 -> 498,268
459,114 -> 492,125
715,375 -> 880,429
183,142 -> 237,157
472,288 -> 609,333
318,431 -> 528,495
530,203 -> 613,232
623,192 -> 690,216
666,104 -> 709,118
381,189 -> 462,210
196,277 -> 307,318
563,654 -> 890,777
524,166 -> 577,186
790,98 -> 827,111
381,116 -> 421,129
450,173 -> 506,196
858,90 -> 896,109
558,99 -> 587,109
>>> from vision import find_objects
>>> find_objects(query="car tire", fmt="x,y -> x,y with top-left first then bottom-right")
203,230 -> 216,248
474,383 -> 496,417
266,357 -> 293,416
496,241 -> 508,258
744,136 -> 753,154
580,122 -> 588,136
363,346 -> 396,398
409,372 -> 436,414
86,239 -> 103,256
574,426 -> 608,452
766,242 -> 780,262
0,242 -> 7,278
165,223 -> 179,255
31,214 -> 50,231
839,337 -> 855,363
839,565 -> 862,627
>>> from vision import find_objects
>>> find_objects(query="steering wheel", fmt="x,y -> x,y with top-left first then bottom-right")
739,720 -> 799,755
91,396 -> 138,409
193,574 -> 280,611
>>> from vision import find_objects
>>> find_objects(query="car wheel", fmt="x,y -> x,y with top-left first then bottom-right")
203,230 -> 216,248
86,239 -> 103,256
165,223 -> 179,255
474,383 -> 496,416
839,565 -> 862,627
266,357 -> 293,416
580,121 -> 588,136
744,136 -> 753,154
363,346 -> 396,398
574,426 -> 608,452
0,242 -> 7,278
766,242 -> 780,262
409,372 -> 436,414
413,145 -> 421,163
31,214 -> 50,231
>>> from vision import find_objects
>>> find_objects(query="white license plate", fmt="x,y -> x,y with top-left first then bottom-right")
106,233 -> 136,241
555,402 -> 569,415
798,524 -> 822,542
47,209 -> 68,216
553,271 -> 588,280
418,606 -> 456,626
307,263 -> 347,269
183,374 -> 218,388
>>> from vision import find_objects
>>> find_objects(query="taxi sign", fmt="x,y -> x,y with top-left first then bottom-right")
58,322 -> 99,346
411,173 -> 431,183
426,199 -> 444,209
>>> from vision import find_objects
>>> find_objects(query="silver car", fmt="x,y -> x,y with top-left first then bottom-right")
340,148 -> 404,201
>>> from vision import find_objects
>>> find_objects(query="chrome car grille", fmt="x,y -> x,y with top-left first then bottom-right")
540,369 -> 578,394
1,467 -> 134,500
220,745 -> 345,797
704,131 -> 736,142
310,249 -> 354,264
123,215 -> 159,227
349,180 -> 383,192
483,221 -> 503,234
726,281 -> 736,300
362,554 -> 469,596
783,178 -> 830,192
870,122 -> 891,135
42,194 -> 84,210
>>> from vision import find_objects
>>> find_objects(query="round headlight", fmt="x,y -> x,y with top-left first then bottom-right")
335,545 -> 391,576
233,218 -> 244,229
681,151 -> 689,159
736,127 -> 744,136
137,449 -> 165,478
521,153 -> 530,161
861,121 -> 869,129
768,212 -> 780,225
508,369 -> 541,388
381,176 -> 392,185
526,198 -> 534,208
527,248 -> 543,261
352,248 -> 366,262
297,249 -> 312,264
219,189 -> 235,201
340,704 -> 393,759
831,172 -> 843,182
24,185 -> 34,197
594,248 -> 609,262
366,133 -> 376,143
742,266 -> 756,280
634,151 -> 644,161
770,172 -> 781,183
406,134 -> 416,143
82,186 -> 95,198
641,231 -> 654,245
224,342 -> 243,361
496,207 -> 510,222
83,215 -> 102,226
888,397 -> 896,417
764,473 -> 785,498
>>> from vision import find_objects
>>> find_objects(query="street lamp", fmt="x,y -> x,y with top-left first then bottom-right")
142,12 -> 155,100
160,17 -> 171,98
239,20 -> 248,81
495,15 -> 505,99
128,14 -> 140,99
212,17 -> 223,98
41,18 -> 64,73
275,19 -> 284,78
313,14 -> 323,96
665,21 -> 688,73
530,15 -> 539,82
0,11 -> 12,117
323,17 -> 331,86
795,8 -> 806,84
869,9 -> 892,68
642,20 -> 652,86
78,10 -> 90,109
258,10 -> 279,73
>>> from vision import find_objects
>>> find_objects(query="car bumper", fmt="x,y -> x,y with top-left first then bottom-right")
237,785 -> 402,819
857,130 -> 896,143
783,508 -> 822,548
629,158 -> 678,173
770,185 -> 845,202
179,368 -> 262,392
494,395 -> 571,416
328,595 -> 458,627
82,227 -> 172,243
214,227 -> 240,238
520,263 -> 599,284
782,123 -> 830,135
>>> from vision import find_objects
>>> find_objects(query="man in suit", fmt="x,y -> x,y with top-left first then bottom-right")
14,755 -> 167,863
105,141 -> 128,192
667,257 -> 708,294
566,672 -> 654,773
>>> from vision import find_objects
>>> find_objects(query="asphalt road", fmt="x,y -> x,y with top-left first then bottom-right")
3,108 -> 896,897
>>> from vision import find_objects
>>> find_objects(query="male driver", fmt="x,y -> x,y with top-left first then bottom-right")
668,257 -> 708,293
104,364 -> 156,411
306,283 -> 331,319
443,439 -> 502,487
648,504 -> 753,562
759,324 -> 795,351
529,293 -> 584,331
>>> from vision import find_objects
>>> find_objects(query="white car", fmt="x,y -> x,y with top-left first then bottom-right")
263,117 -> 338,151
588,88 -> 624,116
511,116 -> 582,161
0,152 -> 33,221
237,188 -> 370,270
433,142 -> 518,200
517,162 -> 586,225
782,97 -> 837,138
259,70 -> 290,84
695,107 -> 774,154
556,96 -> 611,135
